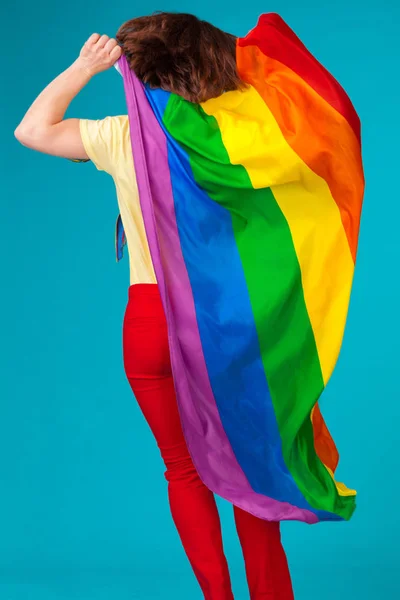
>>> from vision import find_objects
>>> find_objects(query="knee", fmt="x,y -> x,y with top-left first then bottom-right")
163,450 -> 203,486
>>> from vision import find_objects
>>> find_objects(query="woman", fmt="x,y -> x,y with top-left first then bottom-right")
15,13 -> 294,600
16,11 -> 363,600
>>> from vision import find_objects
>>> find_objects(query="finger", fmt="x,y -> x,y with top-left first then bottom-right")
96,34 -> 110,48
86,33 -> 100,46
104,38 -> 118,53
109,45 -> 122,63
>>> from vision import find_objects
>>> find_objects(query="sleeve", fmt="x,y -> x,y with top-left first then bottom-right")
79,116 -> 127,176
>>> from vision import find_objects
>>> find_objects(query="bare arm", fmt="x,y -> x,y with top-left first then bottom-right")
14,34 -> 122,159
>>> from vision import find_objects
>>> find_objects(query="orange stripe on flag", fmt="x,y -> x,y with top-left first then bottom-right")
237,46 -> 364,262
311,403 -> 339,474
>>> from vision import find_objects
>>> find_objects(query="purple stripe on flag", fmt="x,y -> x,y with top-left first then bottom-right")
119,56 -> 318,523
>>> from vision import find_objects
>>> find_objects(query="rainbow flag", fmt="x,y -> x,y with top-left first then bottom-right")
118,13 -> 364,523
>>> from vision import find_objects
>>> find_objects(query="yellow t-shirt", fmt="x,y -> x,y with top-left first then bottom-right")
79,116 -> 157,285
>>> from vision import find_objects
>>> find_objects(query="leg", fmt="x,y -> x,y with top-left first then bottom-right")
233,505 -> 294,600
123,285 -> 234,600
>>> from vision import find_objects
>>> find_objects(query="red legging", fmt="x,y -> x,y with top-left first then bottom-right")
123,284 -> 294,600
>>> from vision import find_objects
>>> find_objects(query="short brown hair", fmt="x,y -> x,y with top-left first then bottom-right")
116,12 -> 243,103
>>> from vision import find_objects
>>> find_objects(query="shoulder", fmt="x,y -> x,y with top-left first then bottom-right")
79,115 -> 130,174
81,115 -> 129,141
110,115 -> 130,143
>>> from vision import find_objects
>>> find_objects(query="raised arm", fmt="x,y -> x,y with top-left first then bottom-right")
14,34 -> 122,159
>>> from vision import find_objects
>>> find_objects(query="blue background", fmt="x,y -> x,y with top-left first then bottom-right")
1,1 -> 398,598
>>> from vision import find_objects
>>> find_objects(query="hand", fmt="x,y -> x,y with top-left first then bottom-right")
76,33 -> 122,77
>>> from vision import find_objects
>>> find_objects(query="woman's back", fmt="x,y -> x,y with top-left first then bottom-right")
80,115 -> 156,284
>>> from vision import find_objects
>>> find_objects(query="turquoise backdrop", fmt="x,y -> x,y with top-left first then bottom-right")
1,0 -> 398,598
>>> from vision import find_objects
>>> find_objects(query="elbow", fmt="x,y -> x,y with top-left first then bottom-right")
14,123 -> 47,149
14,123 -> 34,147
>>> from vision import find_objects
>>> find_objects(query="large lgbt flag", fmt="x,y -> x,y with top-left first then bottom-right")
117,13 -> 364,523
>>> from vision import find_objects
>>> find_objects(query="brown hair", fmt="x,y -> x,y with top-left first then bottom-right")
116,12 -> 243,103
